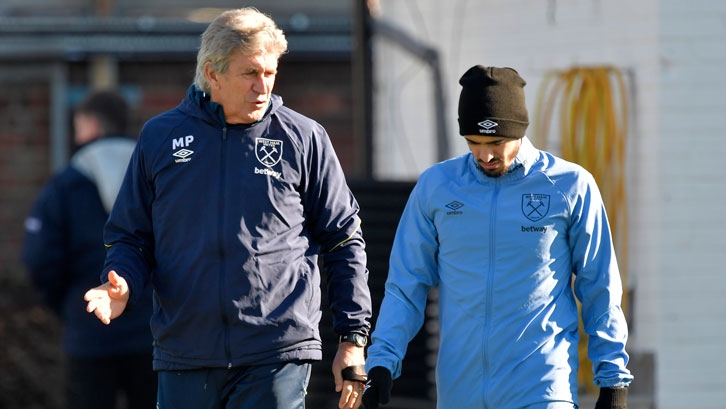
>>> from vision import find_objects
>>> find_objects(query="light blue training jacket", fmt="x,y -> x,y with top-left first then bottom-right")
366,137 -> 633,409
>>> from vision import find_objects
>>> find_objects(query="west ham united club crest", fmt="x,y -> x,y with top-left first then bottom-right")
522,194 -> 550,222
255,138 -> 283,168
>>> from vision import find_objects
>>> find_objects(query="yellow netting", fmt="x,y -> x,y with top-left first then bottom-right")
532,66 -> 629,395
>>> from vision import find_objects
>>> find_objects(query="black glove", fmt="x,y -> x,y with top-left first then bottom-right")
362,366 -> 392,409
594,387 -> 627,409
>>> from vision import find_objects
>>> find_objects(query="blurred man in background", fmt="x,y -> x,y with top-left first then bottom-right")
23,90 -> 156,409
83,8 -> 371,409
363,66 -> 632,409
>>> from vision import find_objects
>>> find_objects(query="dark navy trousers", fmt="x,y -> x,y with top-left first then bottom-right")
156,361 -> 311,409
67,353 -> 157,409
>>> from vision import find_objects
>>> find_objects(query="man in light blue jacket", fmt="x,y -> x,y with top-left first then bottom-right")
363,66 -> 633,409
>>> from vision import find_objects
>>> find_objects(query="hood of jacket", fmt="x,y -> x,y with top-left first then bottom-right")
71,136 -> 136,213
177,84 -> 283,128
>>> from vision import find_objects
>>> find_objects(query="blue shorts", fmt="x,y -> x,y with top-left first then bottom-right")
157,361 -> 311,409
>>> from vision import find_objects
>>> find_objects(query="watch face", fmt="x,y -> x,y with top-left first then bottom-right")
342,333 -> 367,347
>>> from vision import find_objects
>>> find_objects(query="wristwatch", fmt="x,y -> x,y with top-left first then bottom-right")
339,332 -> 368,347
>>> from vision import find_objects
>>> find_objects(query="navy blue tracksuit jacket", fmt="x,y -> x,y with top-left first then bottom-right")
103,86 -> 371,370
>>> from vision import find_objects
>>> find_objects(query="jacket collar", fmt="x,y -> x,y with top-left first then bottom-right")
179,84 -> 281,127
467,136 -> 539,184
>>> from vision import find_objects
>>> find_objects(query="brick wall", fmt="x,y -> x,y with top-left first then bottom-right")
0,69 -> 52,281
0,66 -> 64,409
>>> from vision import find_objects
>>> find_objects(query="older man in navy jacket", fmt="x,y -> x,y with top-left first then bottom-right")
84,8 -> 371,409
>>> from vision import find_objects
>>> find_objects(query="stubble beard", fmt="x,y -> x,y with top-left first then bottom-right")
476,161 -> 507,178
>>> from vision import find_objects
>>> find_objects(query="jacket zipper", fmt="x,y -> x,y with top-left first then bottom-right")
483,179 -> 500,409
218,126 -> 232,368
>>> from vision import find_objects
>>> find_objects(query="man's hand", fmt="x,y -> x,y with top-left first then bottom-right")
333,341 -> 366,409
84,270 -> 129,325
362,366 -> 392,409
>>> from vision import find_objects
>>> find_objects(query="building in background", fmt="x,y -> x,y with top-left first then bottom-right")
2,1 -> 725,409
370,1 -> 725,409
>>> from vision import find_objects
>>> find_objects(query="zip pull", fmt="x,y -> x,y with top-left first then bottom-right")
222,127 -> 228,140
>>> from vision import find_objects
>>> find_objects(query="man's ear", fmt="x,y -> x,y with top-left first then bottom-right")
204,62 -> 220,90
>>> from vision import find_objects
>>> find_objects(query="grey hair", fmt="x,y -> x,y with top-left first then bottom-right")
194,8 -> 288,94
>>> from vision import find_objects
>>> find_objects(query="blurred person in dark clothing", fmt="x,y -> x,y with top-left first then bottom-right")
23,90 -> 156,409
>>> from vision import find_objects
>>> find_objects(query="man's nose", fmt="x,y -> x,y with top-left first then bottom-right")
477,148 -> 494,163
252,74 -> 268,93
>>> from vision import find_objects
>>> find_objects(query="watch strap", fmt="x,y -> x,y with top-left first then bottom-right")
341,365 -> 367,382
339,332 -> 367,347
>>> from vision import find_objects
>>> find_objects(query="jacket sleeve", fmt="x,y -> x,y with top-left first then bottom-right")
22,180 -> 69,315
568,172 -> 633,387
101,138 -> 156,306
301,124 -> 371,336
365,180 -> 439,379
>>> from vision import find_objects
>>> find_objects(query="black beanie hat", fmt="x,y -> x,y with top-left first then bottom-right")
458,65 -> 529,138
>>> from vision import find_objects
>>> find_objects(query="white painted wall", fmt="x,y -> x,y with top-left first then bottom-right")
657,1 -> 726,408
372,0 -> 726,408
